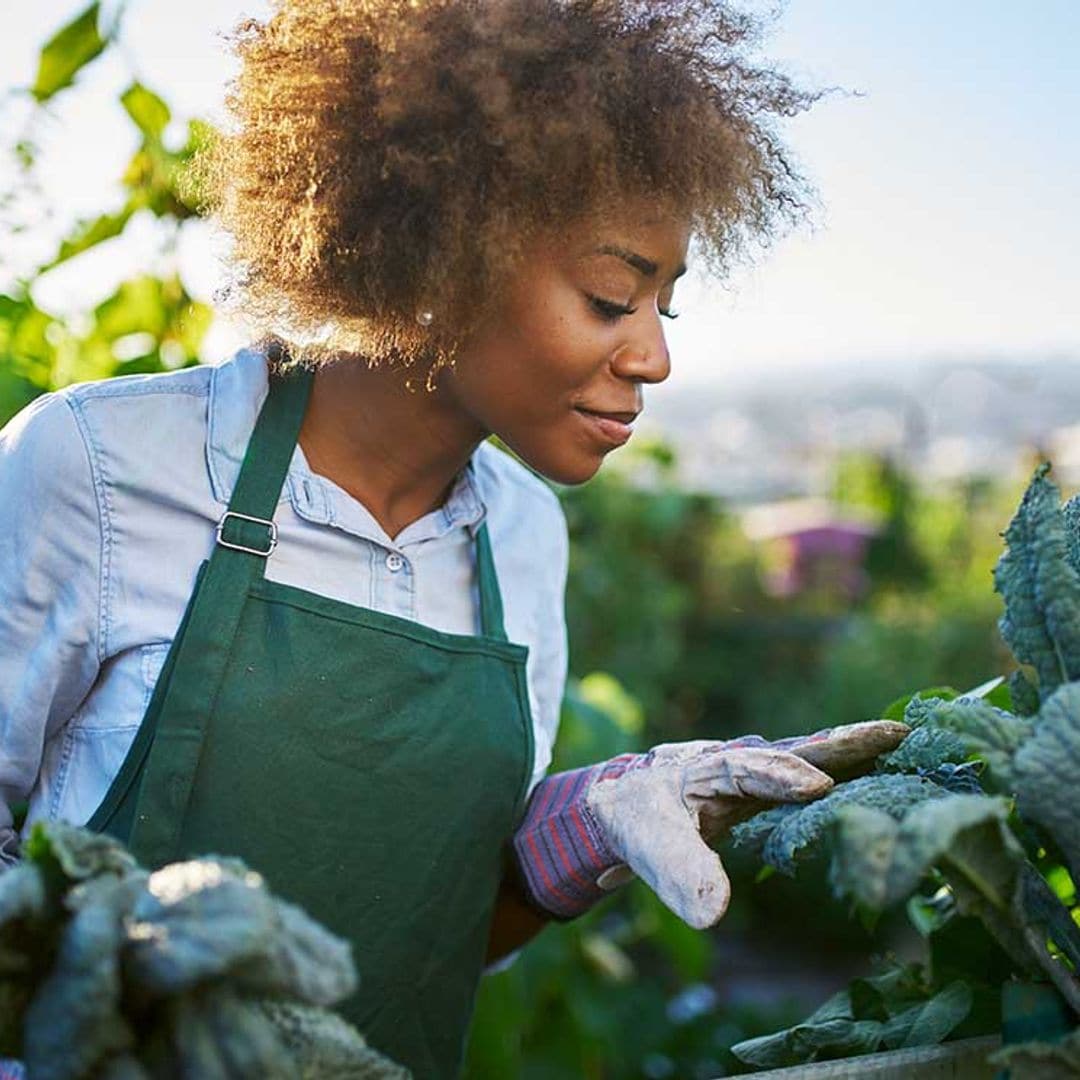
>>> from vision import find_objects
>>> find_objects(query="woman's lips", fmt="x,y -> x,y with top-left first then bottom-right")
574,407 -> 637,447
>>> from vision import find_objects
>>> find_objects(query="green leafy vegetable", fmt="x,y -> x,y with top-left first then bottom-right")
228,896 -> 358,1007
729,963 -> 973,1069
1009,669 -> 1041,717
726,465 -> 1080,1071
878,981 -> 973,1050
125,859 -> 280,997
29,820 -> 136,881
144,986 -> 293,1079
993,463 -> 1080,702
1013,682 -> 1080,884
0,823 -> 408,1079
877,726 -> 968,772
898,696 -> 1028,792
23,878 -> 136,1080
881,686 -> 958,723
1063,493 -> 1080,578
259,1002 -> 411,1079
732,773 -> 948,877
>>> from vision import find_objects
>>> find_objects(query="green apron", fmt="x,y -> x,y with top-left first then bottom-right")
86,367 -> 536,1079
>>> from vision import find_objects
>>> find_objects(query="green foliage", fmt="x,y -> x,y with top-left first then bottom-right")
1014,682 -> 1080,883
1010,669 -> 1042,717
722,465 -> 1080,1069
731,773 -> 949,876
830,797 -> 1026,928
832,452 -> 931,592
31,4 -> 108,102
900,695 -> 1030,792
258,1002 -> 407,1079
561,449 -> 722,725
877,726 -> 968,772
730,966 -> 973,1069
0,822 -> 407,1079
881,686 -> 958,722
121,83 -> 171,141
550,677 -> 644,773
2,15 -> 214,430
994,463 -> 1080,702
0,273 -> 209,423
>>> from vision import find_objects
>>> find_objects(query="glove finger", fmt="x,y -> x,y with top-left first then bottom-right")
629,820 -> 733,930
590,774 -> 734,929
781,720 -> 909,777
684,747 -> 834,803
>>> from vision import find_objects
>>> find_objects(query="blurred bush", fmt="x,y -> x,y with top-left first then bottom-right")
1,5 -> 210,426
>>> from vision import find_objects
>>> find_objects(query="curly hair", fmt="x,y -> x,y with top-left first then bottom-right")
198,0 -> 828,371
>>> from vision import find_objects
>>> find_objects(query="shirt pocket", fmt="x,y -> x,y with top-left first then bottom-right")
47,643 -> 171,826
71,643 -> 171,731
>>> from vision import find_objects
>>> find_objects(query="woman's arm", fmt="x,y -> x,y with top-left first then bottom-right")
0,392 -> 102,866
484,861 -> 551,965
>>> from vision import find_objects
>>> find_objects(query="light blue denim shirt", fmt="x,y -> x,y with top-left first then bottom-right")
0,346 -> 569,865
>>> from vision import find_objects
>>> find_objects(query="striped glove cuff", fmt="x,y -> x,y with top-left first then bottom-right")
511,753 -> 643,920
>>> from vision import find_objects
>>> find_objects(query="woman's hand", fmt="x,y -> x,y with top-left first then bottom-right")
512,720 -> 908,929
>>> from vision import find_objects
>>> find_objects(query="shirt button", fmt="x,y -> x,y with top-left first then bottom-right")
386,552 -> 405,572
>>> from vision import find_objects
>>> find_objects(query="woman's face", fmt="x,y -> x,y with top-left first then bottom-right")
446,212 -> 690,485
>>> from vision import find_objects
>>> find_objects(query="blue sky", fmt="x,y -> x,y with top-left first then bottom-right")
2,1 -> 1077,383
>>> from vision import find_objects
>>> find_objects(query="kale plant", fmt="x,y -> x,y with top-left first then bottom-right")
0,822 -> 410,1079
728,464 -> 1080,1070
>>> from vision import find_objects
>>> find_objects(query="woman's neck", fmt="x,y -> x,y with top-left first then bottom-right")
297,360 -> 487,541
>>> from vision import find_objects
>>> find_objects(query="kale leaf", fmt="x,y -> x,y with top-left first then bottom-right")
993,463 -> 1080,701
0,823 -> 409,1079
731,773 -> 949,877
1014,681 -> 1080,885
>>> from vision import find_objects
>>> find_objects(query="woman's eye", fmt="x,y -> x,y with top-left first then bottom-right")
659,308 -> 680,320
587,294 -> 637,321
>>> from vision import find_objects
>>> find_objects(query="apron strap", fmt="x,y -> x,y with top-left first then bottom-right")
127,364 -> 312,867
215,366 -> 314,582
475,523 -> 508,642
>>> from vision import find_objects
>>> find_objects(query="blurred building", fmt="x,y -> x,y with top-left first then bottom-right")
739,498 -> 882,601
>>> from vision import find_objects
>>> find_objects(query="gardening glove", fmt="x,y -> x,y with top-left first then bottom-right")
512,720 -> 908,930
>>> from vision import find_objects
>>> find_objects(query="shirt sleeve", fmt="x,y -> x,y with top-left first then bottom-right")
0,391 -> 103,867
526,494 -> 570,794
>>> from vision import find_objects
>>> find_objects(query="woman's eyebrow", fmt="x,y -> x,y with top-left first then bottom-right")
593,244 -> 688,282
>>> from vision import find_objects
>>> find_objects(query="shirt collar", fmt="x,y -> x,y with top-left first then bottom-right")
205,346 -> 487,544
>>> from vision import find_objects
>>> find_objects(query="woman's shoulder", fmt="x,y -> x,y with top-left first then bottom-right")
59,357 -> 217,414
36,349 -> 266,479
0,351 -> 275,549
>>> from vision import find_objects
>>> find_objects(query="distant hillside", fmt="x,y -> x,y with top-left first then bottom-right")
643,353 -> 1080,502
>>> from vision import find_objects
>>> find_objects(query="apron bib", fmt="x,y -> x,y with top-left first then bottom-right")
87,367 -> 536,1079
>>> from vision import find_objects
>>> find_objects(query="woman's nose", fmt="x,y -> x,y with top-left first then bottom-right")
611,314 -> 672,384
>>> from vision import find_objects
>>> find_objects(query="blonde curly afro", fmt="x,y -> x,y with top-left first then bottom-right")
199,0 -> 827,371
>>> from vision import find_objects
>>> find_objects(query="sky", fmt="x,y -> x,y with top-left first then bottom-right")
1,0 -> 1078,384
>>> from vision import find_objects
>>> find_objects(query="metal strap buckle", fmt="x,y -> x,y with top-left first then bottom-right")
216,511 -> 278,557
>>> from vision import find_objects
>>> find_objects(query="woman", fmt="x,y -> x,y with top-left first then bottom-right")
0,2 -> 906,1076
